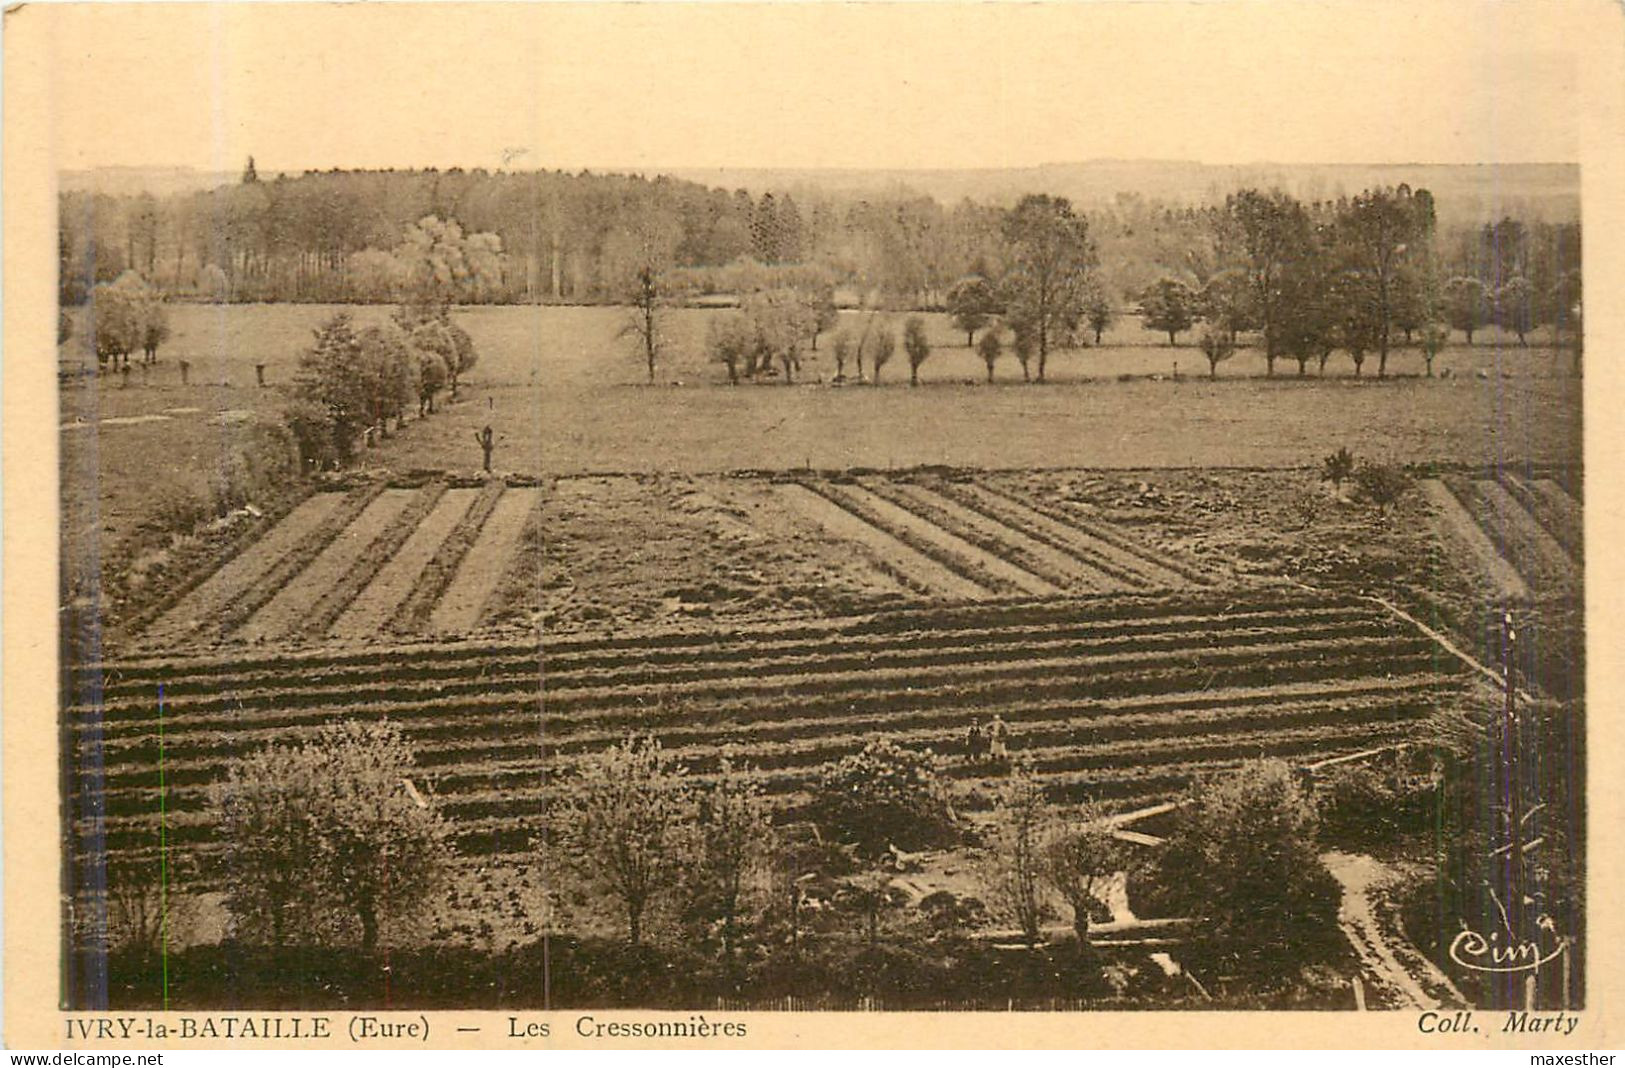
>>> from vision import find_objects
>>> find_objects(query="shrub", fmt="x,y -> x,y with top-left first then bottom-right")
548,734 -> 693,945
984,759 -> 1046,944
141,482 -> 211,540
1320,447 -> 1356,492
1044,801 -> 1132,950
283,397 -> 340,472
918,890 -> 989,936
207,423 -> 300,513
1314,753 -> 1441,848
809,739 -> 956,855
1148,759 -> 1340,978
1354,462 -> 1412,515
684,756 -> 773,961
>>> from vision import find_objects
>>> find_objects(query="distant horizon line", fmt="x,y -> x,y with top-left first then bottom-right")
62,158 -> 1581,176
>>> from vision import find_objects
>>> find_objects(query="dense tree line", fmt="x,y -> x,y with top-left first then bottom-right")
59,164 -> 1002,308
60,163 -> 1578,326
285,302 -> 476,470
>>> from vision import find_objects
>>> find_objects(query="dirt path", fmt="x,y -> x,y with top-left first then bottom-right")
235,489 -> 418,643
1324,851 -> 1465,1011
887,482 -> 1115,594
840,482 -> 1058,596
146,492 -> 345,642
1418,479 -> 1530,600
329,488 -> 480,638
774,483 -> 989,600
428,487 -> 543,634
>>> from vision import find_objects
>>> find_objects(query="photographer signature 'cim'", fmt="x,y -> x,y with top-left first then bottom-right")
1449,915 -> 1567,974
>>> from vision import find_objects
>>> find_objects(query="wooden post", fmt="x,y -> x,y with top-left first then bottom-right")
1504,610 -> 1525,953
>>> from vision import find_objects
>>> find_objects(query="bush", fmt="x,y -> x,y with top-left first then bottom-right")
283,397 -> 340,472
1147,759 -> 1341,979
140,482 -> 211,540
1320,447 -> 1356,491
1313,753 -> 1441,848
808,739 -> 956,855
1354,462 -> 1412,515
207,423 -> 301,513
547,734 -> 692,945
918,890 -> 989,936
984,760 -> 1046,944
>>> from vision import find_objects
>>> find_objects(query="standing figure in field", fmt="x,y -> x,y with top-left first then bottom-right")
474,425 -> 496,472
965,721 -> 986,764
988,714 -> 1010,761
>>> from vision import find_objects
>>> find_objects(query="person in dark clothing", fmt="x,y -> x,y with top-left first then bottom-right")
966,722 -> 986,763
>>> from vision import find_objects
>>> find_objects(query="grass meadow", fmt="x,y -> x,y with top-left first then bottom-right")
58,302 -> 1581,583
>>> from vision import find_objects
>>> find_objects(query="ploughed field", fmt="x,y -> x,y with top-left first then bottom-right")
125,471 -> 1221,652
136,477 -> 544,647
1417,469 -> 1581,602
66,586 -> 1478,889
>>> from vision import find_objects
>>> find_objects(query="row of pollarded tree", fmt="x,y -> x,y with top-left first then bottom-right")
945,186 -> 1582,381
689,195 -> 1103,388
681,187 -> 1581,387
704,299 -> 942,388
284,301 -> 478,470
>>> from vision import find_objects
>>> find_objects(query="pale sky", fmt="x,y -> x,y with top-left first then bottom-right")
27,1 -> 1585,174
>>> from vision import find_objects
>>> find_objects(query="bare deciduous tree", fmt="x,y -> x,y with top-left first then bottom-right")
987,761 -> 1046,946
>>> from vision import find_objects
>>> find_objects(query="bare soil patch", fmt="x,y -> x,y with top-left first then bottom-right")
330,488 -> 480,638
869,480 -> 1096,593
429,488 -> 544,635
1467,478 -> 1578,592
236,489 -> 417,643
772,482 -> 983,601
145,492 -> 345,644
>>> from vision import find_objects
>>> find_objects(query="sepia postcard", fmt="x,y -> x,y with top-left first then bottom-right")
4,0 -> 1623,1051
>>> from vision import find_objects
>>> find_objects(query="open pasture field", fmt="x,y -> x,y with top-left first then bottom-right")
59,302 -> 1581,474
